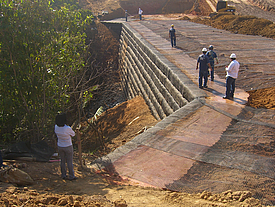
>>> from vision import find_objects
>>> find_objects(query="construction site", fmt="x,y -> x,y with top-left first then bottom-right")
1,0 -> 275,206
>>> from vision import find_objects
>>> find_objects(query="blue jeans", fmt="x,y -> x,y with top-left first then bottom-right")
199,70 -> 208,87
170,36 -> 176,47
225,76 -> 236,98
58,145 -> 75,179
210,62 -> 214,80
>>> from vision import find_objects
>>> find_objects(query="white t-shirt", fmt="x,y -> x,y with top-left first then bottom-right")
226,60 -> 240,79
55,125 -> 75,147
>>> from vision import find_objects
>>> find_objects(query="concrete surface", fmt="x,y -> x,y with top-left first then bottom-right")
94,18 -> 275,204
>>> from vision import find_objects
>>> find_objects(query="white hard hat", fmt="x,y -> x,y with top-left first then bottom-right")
230,53 -> 237,58
202,48 -> 207,52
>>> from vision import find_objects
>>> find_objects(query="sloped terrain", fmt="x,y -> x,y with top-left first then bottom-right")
1,0 -> 275,206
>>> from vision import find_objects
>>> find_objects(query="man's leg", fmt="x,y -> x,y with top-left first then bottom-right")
65,145 -> 76,180
203,71 -> 208,87
225,77 -> 234,98
170,38 -> 173,47
58,147 -> 67,179
199,70 -> 203,88
210,62 -> 214,81
231,78 -> 236,98
174,37 -> 176,47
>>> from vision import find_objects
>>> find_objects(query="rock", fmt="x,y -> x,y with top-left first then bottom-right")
57,198 -> 68,206
239,191 -> 252,202
200,191 -> 212,199
74,200 -> 81,207
114,198 -> 127,207
0,167 -> 34,186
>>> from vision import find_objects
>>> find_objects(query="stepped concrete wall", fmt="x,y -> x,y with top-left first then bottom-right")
104,22 -> 205,120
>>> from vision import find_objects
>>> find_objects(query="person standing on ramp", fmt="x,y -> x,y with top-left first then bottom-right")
206,45 -> 219,81
196,48 -> 211,89
169,24 -> 176,47
138,8 -> 143,20
223,53 -> 240,100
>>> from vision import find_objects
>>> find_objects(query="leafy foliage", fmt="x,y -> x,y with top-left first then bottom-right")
0,0 -> 94,143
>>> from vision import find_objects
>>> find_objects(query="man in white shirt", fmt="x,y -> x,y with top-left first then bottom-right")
223,53 -> 240,100
55,113 -> 77,180
138,8 -> 143,20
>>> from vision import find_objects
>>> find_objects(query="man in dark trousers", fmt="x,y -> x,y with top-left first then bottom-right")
196,48 -> 211,89
169,24 -> 176,47
125,10 -> 129,22
206,45 -> 219,81
223,53 -> 240,100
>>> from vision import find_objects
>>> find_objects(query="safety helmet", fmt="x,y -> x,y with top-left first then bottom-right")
202,48 -> 207,52
209,45 -> 213,50
230,53 -> 237,59
171,24 -> 174,27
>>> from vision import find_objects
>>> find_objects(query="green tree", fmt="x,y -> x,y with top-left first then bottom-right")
0,0 -> 94,143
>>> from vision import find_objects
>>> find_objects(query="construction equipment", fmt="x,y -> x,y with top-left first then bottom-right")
210,0 -> 235,17
216,0 -> 235,12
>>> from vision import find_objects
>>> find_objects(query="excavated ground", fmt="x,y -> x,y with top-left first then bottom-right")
1,0 -> 275,206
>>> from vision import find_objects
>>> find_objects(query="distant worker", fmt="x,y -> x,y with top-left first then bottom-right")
55,113 -> 77,181
169,24 -> 176,48
196,48 -> 211,89
223,53 -> 240,99
138,8 -> 143,20
125,10 -> 129,22
206,45 -> 219,81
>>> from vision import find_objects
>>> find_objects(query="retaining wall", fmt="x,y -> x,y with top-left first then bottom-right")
117,22 -> 205,120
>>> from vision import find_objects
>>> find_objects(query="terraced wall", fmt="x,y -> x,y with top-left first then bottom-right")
118,23 -> 198,120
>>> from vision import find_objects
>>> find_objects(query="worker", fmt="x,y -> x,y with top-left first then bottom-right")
169,24 -> 176,47
223,53 -> 240,99
125,10 -> 129,22
138,8 -> 143,20
206,45 -> 219,81
55,113 -> 77,180
196,48 -> 211,89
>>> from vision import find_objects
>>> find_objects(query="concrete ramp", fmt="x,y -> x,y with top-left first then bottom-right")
94,19 -> 275,204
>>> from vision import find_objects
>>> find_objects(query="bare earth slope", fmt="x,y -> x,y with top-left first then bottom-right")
1,0 -> 275,206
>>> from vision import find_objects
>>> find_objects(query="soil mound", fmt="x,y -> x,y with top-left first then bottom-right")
191,13 -> 275,39
247,87 -> 275,109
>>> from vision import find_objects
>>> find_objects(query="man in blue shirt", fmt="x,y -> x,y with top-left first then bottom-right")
169,24 -> 176,47
206,45 -> 219,81
196,48 -> 211,89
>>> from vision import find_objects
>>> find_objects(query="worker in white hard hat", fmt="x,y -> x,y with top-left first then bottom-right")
169,24 -> 176,47
196,48 -> 211,89
223,53 -> 240,100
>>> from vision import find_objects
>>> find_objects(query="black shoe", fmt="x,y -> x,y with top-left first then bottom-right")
211,79 -> 214,81
204,86 -> 208,88
69,177 -> 78,181
199,86 -> 203,89
223,96 -> 229,99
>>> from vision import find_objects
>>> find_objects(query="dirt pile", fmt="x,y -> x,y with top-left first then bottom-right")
0,160 -> 264,207
191,13 -> 275,39
248,0 -> 275,12
247,87 -> 275,109
0,189 -> 119,207
80,96 -> 159,154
